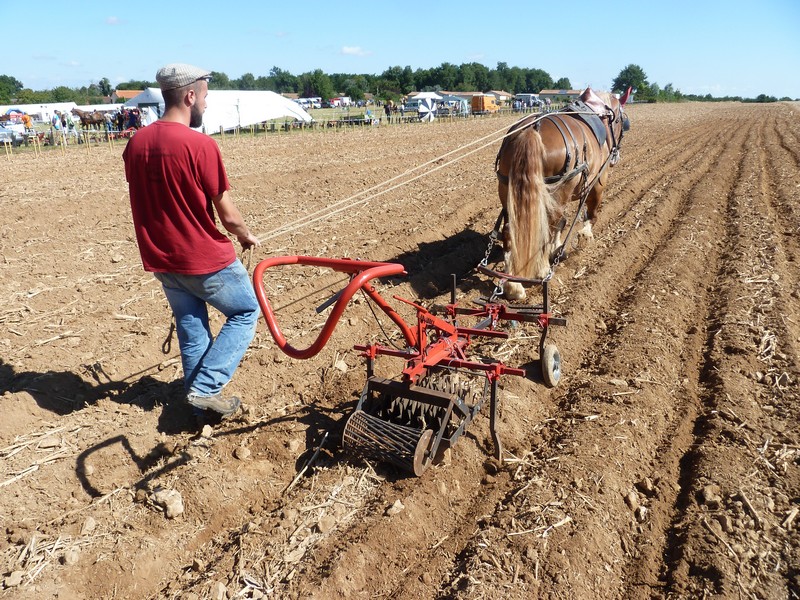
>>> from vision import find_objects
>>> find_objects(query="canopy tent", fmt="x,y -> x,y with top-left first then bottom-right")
438,94 -> 470,114
408,91 -> 443,121
413,91 -> 443,100
125,88 -> 312,133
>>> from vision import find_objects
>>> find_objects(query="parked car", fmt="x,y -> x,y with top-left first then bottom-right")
0,124 -> 24,147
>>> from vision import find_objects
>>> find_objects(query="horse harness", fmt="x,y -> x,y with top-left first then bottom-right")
487,99 -> 628,279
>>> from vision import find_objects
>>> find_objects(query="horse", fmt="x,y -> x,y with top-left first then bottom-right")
495,87 -> 630,300
71,108 -> 106,130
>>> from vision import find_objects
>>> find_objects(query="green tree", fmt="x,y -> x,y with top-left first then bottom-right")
255,75 -> 274,91
236,73 -> 256,90
0,74 -> 24,103
16,88 -> 49,103
379,66 -> 415,95
117,80 -> 155,90
430,62 -> 458,91
208,71 -> 231,90
299,69 -> 334,100
506,67 -> 527,93
399,66 -> 414,94
98,77 -> 112,96
413,67 -> 433,92
494,62 -> 511,91
525,69 -> 553,93
341,75 -> 368,100
381,65 -> 404,89
269,67 -> 297,94
553,77 -> 572,90
612,64 -> 648,96
51,86 -> 75,102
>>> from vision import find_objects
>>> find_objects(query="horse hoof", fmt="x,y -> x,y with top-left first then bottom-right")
503,282 -> 526,302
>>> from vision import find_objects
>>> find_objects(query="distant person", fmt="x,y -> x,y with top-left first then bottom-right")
64,111 -> 78,142
51,110 -> 62,145
122,63 -> 261,421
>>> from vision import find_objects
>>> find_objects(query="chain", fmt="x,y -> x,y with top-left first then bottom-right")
479,228 -> 499,268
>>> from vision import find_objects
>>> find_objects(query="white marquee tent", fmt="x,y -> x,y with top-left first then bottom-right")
124,88 -> 312,134
0,102 -> 77,123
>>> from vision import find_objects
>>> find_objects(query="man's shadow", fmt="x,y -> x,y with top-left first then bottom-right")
0,358 -> 197,435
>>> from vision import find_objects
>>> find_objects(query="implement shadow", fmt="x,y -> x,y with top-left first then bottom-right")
74,395 -> 357,498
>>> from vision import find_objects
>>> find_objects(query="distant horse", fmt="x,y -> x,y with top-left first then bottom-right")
495,87 -> 630,300
71,108 -> 106,130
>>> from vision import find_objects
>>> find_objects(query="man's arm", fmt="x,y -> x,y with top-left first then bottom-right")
212,191 -> 261,250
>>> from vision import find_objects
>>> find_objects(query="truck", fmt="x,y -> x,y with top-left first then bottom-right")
471,94 -> 499,114
515,93 -> 542,108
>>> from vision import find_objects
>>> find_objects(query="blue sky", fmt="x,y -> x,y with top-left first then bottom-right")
5,0 -> 799,98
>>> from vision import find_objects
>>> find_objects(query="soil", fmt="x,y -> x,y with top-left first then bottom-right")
1,102 -> 798,600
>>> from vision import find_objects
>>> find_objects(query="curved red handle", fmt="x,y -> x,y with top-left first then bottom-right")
253,256 -> 408,359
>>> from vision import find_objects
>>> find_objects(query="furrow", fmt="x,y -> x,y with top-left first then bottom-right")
660,105 -> 800,598
430,110 -> 749,598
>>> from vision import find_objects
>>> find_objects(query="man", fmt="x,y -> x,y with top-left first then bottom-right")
123,63 -> 260,420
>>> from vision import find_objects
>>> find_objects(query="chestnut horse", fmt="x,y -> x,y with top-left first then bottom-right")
495,87 -> 630,300
72,108 -> 106,130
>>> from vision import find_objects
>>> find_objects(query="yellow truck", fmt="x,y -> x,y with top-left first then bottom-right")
471,94 -> 499,114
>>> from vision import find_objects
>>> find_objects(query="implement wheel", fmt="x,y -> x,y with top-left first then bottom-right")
541,344 -> 561,388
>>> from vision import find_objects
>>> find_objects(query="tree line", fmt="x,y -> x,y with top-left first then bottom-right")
0,63 -> 572,105
1,63 -> 792,106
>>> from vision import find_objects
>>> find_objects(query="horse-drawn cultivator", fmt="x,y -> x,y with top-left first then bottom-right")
253,255 -> 564,475
252,87 -> 631,475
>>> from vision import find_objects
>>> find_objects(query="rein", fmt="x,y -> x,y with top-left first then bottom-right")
549,147 -> 616,266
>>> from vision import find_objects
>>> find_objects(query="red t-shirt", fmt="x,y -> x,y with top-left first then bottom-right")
123,120 -> 236,274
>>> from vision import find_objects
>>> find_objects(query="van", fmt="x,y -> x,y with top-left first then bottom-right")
471,94 -> 499,114
515,93 -> 541,107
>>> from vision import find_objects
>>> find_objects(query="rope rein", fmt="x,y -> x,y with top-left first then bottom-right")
253,118 -> 547,244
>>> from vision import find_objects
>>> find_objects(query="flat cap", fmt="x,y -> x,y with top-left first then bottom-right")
156,63 -> 211,91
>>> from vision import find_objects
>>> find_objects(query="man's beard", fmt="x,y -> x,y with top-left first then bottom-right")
189,104 -> 203,128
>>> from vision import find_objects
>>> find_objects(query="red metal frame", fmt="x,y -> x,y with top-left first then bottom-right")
253,255 -> 532,381
253,255 -> 557,466
253,256 -> 415,359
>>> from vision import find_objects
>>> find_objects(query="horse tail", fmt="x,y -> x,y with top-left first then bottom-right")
505,126 -> 558,280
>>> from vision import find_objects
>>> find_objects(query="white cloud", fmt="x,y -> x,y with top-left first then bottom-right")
106,16 -> 121,25
341,46 -> 371,57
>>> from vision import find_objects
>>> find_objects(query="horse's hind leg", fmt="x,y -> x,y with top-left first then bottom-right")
578,185 -> 603,242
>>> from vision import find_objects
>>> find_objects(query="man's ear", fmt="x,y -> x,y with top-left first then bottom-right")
185,88 -> 196,108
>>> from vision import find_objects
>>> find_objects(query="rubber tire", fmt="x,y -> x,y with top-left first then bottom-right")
541,344 -> 561,388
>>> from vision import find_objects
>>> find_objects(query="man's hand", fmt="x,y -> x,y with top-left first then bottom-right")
238,231 -> 261,250
212,191 -> 260,250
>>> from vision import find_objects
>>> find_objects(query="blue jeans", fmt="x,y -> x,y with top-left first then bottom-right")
154,260 -> 259,398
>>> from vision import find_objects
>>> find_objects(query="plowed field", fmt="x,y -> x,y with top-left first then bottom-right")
1,101 -> 798,599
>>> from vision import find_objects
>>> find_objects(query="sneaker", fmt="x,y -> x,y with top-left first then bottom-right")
187,392 -> 241,417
